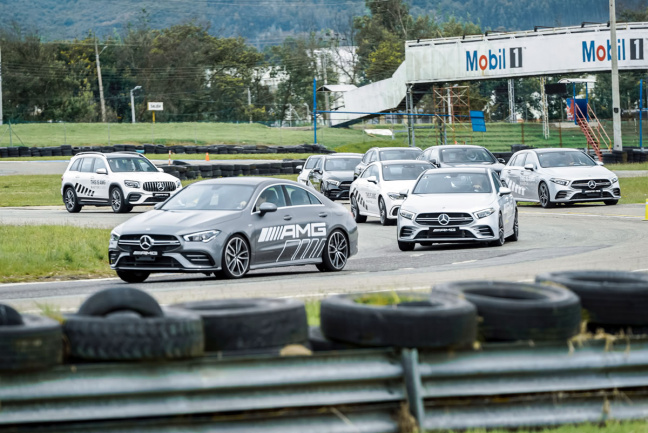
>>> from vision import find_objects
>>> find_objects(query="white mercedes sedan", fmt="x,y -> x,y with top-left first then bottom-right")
500,148 -> 621,208
396,168 -> 518,251
350,160 -> 434,225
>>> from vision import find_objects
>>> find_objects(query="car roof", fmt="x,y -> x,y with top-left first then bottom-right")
531,148 -> 582,153
373,159 -> 433,167
324,153 -> 362,159
421,167 -> 491,175
432,145 -> 489,150
376,147 -> 421,152
187,177 -> 303,188
73,151 -> 147,158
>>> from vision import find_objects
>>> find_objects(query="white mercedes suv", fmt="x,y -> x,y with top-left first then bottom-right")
61,152 -> 182,213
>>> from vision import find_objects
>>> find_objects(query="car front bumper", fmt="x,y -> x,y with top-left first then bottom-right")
548,182 -> 621,203
397,211 -> 499,243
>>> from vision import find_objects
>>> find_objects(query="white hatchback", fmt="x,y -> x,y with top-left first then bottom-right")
61,152 -> 182,213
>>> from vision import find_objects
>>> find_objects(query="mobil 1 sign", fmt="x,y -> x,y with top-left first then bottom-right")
405,25 -> 648,84
148,102 -> 164,111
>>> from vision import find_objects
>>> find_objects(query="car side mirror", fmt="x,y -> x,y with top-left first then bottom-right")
499,187 -> 512,196
259,202 -> 277,216
296,165 -> 303,172
430,158 -> 438,166
158,168 -> 164,173
596,161 -> 604,166
367,176 -> 377,184
524,163 -> 535,171
498,158 -> 506,164
399,189 -> 408,198
314,168 -> 322,174
96,168 -> 107,175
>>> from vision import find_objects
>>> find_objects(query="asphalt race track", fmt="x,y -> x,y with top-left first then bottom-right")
1,202 -> 646,313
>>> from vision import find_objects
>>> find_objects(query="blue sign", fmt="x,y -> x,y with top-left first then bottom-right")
470,111 -> 486,132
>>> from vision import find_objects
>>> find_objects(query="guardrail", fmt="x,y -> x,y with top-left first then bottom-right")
2,338 -> 648,432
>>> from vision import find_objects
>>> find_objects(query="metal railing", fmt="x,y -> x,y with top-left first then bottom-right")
2,338 -> 648,432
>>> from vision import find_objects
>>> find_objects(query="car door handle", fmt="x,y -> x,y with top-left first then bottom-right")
283,215 -> 292,221
318,212 -> 328,218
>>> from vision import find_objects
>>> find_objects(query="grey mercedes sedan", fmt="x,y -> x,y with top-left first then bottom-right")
109,178 -> 358,282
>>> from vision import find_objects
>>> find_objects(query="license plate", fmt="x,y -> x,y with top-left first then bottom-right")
584,190 -> 601,193
153,193 -> 170,198
432,227 -> 458,233
133,251 -> 158,256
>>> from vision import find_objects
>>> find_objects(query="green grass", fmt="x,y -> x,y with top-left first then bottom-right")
0,225 -> 113,283
617,177 -> 648,205
457,421 -> 648,433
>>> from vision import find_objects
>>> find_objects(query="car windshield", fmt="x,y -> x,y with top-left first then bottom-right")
378,149 -> 421,161
325,157 -> 362,171
537,151 -> 597,168
439,148 -> 496,164
382,163 -> 430,181
108,157 -> 158,173
162,183 -> 255,211
413,172 -> 493,194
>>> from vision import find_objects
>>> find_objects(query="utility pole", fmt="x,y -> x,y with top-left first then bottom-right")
130,86 -> 141,124
610,0 -> 623,151
247,87 -> 252,124
0,47 -> 3,126
94,38 -> 107,123
508,79 -> 516,123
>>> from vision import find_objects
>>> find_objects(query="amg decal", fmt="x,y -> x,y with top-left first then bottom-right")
258,222 -> 327,243
275,238 -> 327,262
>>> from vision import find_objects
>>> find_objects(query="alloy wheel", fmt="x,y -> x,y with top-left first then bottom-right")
327,231 -> 348,270
225,237 -> 250,277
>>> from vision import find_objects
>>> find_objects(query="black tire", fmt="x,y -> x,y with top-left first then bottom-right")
536,270 -> 648,326
379,197 -> 394,226
0,303 -> 24,325
308,326 -> 364,352
318,229 -> 349,272
351,195 -> 367,223
0,314 -> 63,371
110,187 -> 131,213
604,200 -> 619,206
398,240 -> 415,251
170,298 -> 307,352
77,287 -> 163,318
538,182 -> 554,208
64,308 -> 204,361
221,235 -> 250,278
506,209 -> 519,242
116,270 -> 151,284
63,187 -> 82,213
436,280 -> 581,342
490,214 -> 505,247
320,291 -> 476,348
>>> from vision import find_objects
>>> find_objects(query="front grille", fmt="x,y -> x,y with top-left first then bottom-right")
339,181 -> 352,191
143,181 -> 177,192
571,179 -> 612,190
400,227 -> 415,238
118,234 -> 181,253
415,212 -> 473,226
184,253 -> 214,266
415,229 -> 475,239
117,256 -> 181,268
571,191 -> 614,200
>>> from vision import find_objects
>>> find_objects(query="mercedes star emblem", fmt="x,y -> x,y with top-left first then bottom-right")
157,182 -> 165,191
139,235 -> 153,250
438,214 -> 450,226
587,180 -> 597,189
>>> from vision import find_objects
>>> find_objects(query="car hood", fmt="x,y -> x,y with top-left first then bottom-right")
402,193 -> 496,213
113,209 -> 241,235
540,166 -> 615,180
325,171 -> 354,182
441,162 -> 505,172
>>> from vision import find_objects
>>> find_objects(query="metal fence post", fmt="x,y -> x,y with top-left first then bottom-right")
401,348 -> 425,428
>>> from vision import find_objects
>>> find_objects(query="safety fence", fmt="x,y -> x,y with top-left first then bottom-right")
3,337 -> 648,432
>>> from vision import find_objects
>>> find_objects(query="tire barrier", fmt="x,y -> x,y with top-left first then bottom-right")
156,159 -> 306,180
320,290 -> 477,348
536,270 -> 648,332
0,143 -> 333,158
0,304 -> 63,372
169,298 -> 308,353
64,287 -> 204,361
434,281 -> 581,342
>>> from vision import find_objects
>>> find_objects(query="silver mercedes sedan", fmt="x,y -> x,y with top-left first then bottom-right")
109,178 -> 358,282
500,148 -> 621,208
396,168 -> 518,251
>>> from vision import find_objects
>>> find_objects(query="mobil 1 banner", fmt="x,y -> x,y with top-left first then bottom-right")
405,25 -> 648,84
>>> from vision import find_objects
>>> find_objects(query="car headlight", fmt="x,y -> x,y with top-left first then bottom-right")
610,177 -> 618,184
400,209 -> 414,220
550,178 -> 570,186
110,232 -> 120,241
474,208 -> 495,219
388,192 -> 406,201
176,180 -> 182,188
327,179 -> 341,187
182,230 -> 220,242
124,180 -> 140,188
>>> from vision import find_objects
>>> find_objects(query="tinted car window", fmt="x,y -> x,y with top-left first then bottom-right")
378,149 -> 421,161
413,172 -> 493,194
512,153 -> 527,167
79,158 -> 94,173
94,158 -> 107,172
382,163 -> 430,181
285,185 -> 314,206
304,157 -> 321,169
163,184 -> 255,211
324,157 -> 362,171
538,151 -> 596,168
69,159 -> 82,172
108,157 -> 158,173
254,185 -> 287,212
439,148 -> 496,163
491,172 -> 502,193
